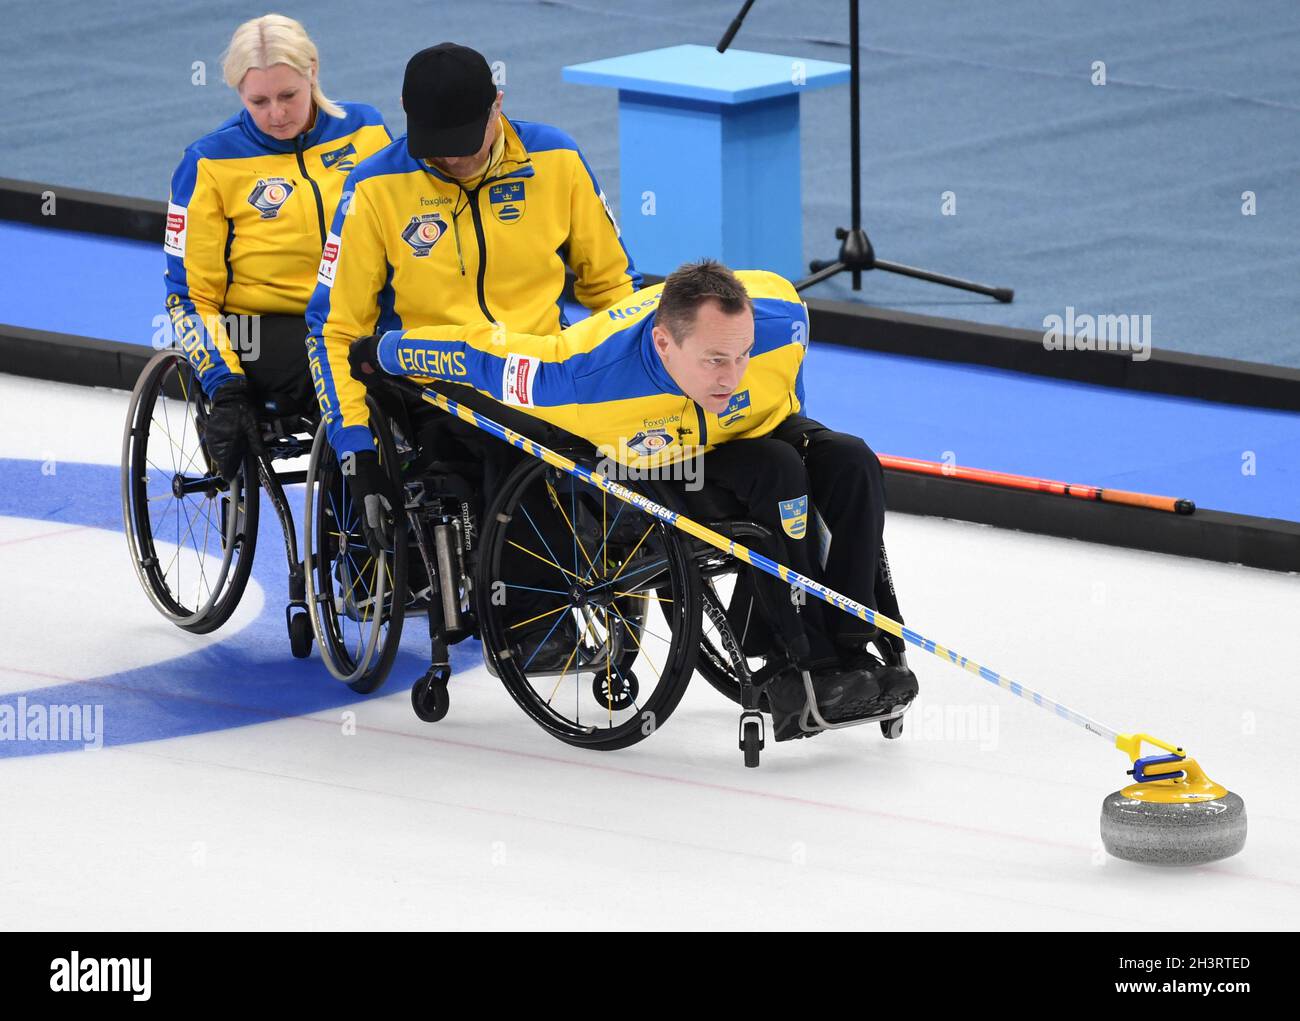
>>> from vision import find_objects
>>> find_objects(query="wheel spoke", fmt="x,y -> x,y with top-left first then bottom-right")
150,414 -> 193,469
194,494 -> 215,603
608,602 -> 663,684
163,493 -> 201,577
545,478 -> 595,576
581,498 -> 627,584
500,582 -> 569,596
177,494 -> 216,604
508,601 -> 570,632
589,555 -> 668,594
610,606 -> 675,647
517,503 -> 573,586
506,539 -> 581,584
159,382 -> 177,474
604,524 -> 655,585
544,632 -> 583,706
521,603 -> 573,672
164,494 -> 205,605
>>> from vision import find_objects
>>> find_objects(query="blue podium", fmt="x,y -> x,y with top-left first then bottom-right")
563,44 -> 849,281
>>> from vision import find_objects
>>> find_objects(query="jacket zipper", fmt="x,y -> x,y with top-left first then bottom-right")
464,184 -> 495,321
692,401 -> 709,446
429,150 -> 533,315
451,201 -> 467,276
295,140 -> 327,245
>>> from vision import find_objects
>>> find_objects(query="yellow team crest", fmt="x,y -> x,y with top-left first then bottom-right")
779,496 -> 809,539
489,181 -> 525,224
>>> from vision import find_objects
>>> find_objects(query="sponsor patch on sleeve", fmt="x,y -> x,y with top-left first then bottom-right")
317,231 -> 342,288
597,189 -> 621,237
503,352 -> 538,407
164,202 -> 187,257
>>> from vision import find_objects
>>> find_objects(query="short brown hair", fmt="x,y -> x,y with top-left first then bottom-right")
656,259 -> 752,341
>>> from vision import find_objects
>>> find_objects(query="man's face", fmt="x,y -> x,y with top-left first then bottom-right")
239,63 -> 314,140
428,92 -> 504,179
653,301 -> 754,415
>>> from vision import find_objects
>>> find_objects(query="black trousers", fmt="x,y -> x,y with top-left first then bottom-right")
671,414 -> 894,668
237,314 -> 315,416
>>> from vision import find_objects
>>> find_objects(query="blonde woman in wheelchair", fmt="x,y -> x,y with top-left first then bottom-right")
123,15 -> 390,652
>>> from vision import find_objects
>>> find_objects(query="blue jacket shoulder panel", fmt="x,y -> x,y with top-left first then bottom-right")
314,102 -> 388,145
511,119 -> 581,156
346,137 -> 421,189
750,296 -> 808,356
335,102 -> 386,128
168,146 -> 203,205
187,114 -> 268,162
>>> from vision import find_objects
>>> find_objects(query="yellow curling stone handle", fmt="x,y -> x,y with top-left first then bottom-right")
1115,733 -> 1229,803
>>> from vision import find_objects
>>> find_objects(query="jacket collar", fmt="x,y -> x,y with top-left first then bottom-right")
639,313 -> 683,396
239,106 -> 331,153
418,116 -> 534,186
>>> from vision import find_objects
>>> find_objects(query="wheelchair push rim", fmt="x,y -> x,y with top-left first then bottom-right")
303,404 -> 407,693
120,348 -> 257,633
477,457 -> 701,751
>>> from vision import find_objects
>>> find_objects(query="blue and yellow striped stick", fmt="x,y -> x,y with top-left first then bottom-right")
406,383 -> 1128,747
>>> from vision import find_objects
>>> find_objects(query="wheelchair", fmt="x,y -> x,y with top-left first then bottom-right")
122,346 -> 329,663
303,381 -> 911,766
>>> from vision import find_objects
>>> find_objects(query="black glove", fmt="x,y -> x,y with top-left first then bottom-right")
345,449 -> 402,556
205,377 -> 264,482
348,334 -> 383,382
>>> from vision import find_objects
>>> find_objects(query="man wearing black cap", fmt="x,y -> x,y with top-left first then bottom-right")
307,42 -> 642,476
403,43 -> 505,185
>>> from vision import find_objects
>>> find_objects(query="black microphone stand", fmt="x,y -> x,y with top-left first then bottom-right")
718,0 -> 1013,302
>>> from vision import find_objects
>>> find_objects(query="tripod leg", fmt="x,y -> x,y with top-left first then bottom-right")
874,259 -> 1014,302
795,261 -> 846,292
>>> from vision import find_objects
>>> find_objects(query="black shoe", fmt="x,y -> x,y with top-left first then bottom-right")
767,663 -> 919,742
878,664 -> 919,707
830,660 -> 919,721
766,665 -> 878,742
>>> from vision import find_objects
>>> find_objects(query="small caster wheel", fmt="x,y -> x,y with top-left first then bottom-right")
740,716 -> 764,768
593,670 -> 638,710
288,611 -> 312,659
411,667 -> 450,723
880,714 -> 905,740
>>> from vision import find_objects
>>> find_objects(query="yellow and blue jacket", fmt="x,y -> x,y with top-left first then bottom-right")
359,270 -> 808,466
164,103 -> 391,394
306,116 -> 641,453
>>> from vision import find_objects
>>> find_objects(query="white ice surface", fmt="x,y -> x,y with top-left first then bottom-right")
1,373 -> 1296,930
0,517 -> 263,693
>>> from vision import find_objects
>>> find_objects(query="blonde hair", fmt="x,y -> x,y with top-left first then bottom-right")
222,14 -> 344,119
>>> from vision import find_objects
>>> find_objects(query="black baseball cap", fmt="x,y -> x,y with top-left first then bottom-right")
403,43 -> 497,159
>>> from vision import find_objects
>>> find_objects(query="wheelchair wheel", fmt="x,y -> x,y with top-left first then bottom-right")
303,396 -> 407,694
696,570 -> 773,705
477,456 -> 701,751
121,349 -> 258,634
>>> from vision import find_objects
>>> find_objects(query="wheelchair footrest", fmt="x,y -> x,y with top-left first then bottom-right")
799,700 -> 911,735
798,669 -> 915,734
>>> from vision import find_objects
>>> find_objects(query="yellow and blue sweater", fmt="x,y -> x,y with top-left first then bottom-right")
306,116 -> 641,452
351,270 -> 808,465
163,103 -> 391,394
